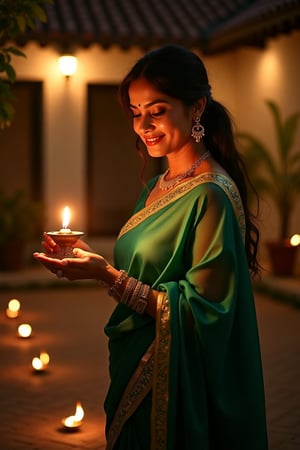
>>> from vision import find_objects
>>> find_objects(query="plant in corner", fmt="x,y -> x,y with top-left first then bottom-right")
0,0 -> 53,128
0,189 -> 42,270
238,100 -> 300,276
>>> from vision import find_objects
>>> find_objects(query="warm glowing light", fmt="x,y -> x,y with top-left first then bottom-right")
6,308 -> 18,318
6,298 -> 21,318
40,351 -> 50,365
60,206 -> 72,233
58,55 -> 78,77
32,352 -> 50,372
17,323 -> 32,338
32,357 -> 43,370
290,234 -> 300,246
62,401 -> 84,429
8,298 -> 21,311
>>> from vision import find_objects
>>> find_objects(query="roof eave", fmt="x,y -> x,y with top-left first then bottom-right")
204,5 -> 300,55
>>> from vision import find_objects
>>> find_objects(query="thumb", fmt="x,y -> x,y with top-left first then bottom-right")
72,247 -> 86,257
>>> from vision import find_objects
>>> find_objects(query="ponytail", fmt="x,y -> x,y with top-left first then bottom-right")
202,99 -> 261,278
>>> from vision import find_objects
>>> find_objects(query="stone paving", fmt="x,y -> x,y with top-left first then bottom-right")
0,275 -> 300,449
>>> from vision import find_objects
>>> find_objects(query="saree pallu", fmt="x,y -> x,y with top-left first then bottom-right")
104,173 -> 268,450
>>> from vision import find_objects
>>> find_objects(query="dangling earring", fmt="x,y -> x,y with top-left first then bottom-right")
191,116 -> 205,143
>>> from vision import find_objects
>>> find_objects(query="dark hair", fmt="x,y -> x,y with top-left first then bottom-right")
118,45 -> 260,278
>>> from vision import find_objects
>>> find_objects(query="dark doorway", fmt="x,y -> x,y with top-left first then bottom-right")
0,81 -> 43,201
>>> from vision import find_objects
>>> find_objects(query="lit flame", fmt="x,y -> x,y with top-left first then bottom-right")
62,206 -> 71,230
6,298 -> 21,318
63,401 -> 84,428
17,323 -> 32,338
32,357 -> 43,370
290,234 -> 300,246
40,351 -> 50,365
32,352 -> 50,371
8,298 -> 21,312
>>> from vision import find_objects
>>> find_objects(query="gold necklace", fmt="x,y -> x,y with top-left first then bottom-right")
159,151 -> 210,191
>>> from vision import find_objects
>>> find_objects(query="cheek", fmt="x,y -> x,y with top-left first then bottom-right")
169,112 -> 192,134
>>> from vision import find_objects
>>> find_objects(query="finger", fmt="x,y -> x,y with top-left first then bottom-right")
33,252 -> 63,265
72,247 -> 85,257
33,252 -> 47,259
43,232 -> 55,243
42,233 -> 60,253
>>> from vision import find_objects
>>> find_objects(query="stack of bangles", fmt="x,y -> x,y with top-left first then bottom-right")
106,270 -> 151,315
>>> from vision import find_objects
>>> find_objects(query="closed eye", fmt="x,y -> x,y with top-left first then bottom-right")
151,109 -> 165,117
131,107 -> 166,119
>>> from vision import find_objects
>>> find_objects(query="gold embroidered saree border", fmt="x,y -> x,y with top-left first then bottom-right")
118,172 -> 245,242
106,341 -> 155,450
151,291 -> 171,450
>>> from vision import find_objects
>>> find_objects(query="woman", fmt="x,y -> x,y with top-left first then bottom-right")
34,45 -> 268,450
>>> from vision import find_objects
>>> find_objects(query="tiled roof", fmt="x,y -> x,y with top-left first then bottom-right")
17,0 -> 300,54
208,0 -> 300,53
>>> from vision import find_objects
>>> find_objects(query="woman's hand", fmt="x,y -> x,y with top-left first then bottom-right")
33,248 -> 112,282
41,232 -> 93,255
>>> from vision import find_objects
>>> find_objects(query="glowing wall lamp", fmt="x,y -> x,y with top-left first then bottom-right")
58,55 -> 78,78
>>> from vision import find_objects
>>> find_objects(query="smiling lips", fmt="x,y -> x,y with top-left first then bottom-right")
144,135 -> 164,146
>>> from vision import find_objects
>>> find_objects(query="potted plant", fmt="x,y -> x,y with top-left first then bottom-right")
238,100 -> 300,276
0,189 -> 42,270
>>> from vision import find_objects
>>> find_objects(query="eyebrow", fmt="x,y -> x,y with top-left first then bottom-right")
129,99 -> 170,109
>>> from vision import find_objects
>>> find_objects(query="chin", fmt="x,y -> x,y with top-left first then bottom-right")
146,148 -> 166,158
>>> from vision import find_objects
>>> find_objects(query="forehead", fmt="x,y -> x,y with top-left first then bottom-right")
128,78 -> 169,106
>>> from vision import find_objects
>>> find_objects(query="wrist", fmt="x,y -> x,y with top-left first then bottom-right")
96,264 -> 120,287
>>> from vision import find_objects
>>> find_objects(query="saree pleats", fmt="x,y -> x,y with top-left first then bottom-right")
104,173 -> 268,450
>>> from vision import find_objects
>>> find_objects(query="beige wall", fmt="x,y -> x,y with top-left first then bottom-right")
9,32 -> 300,252
11,43 -> 144,231
231,32 -> 300,250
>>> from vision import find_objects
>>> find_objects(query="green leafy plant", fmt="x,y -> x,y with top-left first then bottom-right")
0,0 -> 53,128
238,100 -> 300,241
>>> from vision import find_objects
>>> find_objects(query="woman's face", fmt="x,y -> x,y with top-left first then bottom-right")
128,77 -> 194,158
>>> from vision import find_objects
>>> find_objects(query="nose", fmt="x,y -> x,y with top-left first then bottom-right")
138,113 -> 154,134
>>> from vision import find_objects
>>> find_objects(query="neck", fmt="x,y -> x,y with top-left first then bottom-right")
166,147 -> 207,178
159,150 -> 211,191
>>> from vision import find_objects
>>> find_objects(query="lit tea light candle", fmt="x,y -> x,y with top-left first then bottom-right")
17,323 -> 32,338
290,234 -> 300,246
46,206 -> 84,259
32,351 -> 50,372
6,298 -> 21,318
59,206 -> 72,233
62,401 -> 84,430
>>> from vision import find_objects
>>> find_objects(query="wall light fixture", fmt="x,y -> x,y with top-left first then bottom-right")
58,55 -> 78,77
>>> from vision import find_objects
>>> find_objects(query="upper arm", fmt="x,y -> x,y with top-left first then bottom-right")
186,184 -> 241,303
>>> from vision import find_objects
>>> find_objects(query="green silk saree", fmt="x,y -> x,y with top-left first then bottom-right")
104,172 -> 268,450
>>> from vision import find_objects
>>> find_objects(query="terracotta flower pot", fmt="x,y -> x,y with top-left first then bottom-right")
267,241 -> 299,276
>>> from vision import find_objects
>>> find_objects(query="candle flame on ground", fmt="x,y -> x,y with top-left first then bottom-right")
8,298 -> 21,311
40,351 -> 50,365
18,323 -> 32,338
32,357 -> 43,370
63,401 -> 84,428
6,298 -> 21,318
290,234 -> 300,246
32,352 -> 50,371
